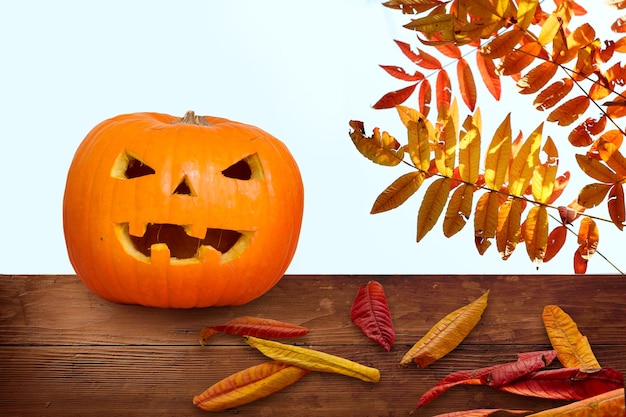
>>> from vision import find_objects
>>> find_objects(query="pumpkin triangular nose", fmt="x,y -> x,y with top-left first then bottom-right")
173,175 -> 195,196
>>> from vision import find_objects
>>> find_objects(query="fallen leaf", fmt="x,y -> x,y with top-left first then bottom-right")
199,316 -> 309,345
526,387 -> 625,416
244,336 -> 380,383
400,291 -> 489,368
351,280 -> 395,351
193,361 -> 309,411
428,410 -> 531,417
542,305 -> 601,370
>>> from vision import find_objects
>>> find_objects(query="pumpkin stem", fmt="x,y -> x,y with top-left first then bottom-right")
173,110 -> 210,126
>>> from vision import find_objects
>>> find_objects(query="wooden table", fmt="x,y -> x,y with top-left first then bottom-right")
1,274 -> 624,416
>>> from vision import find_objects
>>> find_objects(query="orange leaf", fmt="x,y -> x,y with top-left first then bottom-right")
379,65 -> 425,82
496,198 -> 523,260
544,225 -> 567,263
400,291 -> 489,368
574,247 -> 588,274
546,96 -> 590,126
458,58 -> 477,111
597,136 -> 626,177
444,184 -> 474,238
382,0 -> 446,14
568,115 -> 607,147
193,361 -> 309,411
546,171 -> 570,205
417,177 -> 451,242
476,53 -> 501,100
474,192 -> 500,254
349,120 -> 405,166
371,171 -> 425,214
526,388 -> 625,417
522,206 -> 549,265
516,62 -> 558,95
498,41 -> 543,76
577,217 -> 599,260
577,183 -> 612,208
408,118 -> 433,172
418,79 -> 432,117
534,78 -> 574,110
575,154 -> 620,183
436,69 -> 452,110
608,184 -> 625,230
481,28 -> 524,59
415,47 -> 443,70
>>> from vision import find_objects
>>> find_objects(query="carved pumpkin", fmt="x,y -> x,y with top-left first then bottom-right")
63,111 -> 304,308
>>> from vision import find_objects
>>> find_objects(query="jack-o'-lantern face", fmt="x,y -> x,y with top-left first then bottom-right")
63,111 -> 304,308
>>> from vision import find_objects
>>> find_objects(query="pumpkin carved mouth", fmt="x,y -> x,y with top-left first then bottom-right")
115,223 -> 252,264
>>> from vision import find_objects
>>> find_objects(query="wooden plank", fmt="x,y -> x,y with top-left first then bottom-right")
0,274 -> 625,416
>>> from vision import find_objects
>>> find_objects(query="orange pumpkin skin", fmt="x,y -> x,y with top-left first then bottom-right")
63,112 -> 304,308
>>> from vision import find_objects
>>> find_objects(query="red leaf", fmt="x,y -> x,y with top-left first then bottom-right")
496,367 -> 624,400
199,316 -> 309,344
419,79 -> 432,117
379,65 -> 425,82
351,280 -> 395,351
415,351 -> 557,409
544,225 -> 568,263
373,83 -> 418,109
437,69 -> 452,110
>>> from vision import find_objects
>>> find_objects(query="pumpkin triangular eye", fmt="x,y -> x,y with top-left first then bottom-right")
173,175 -> 196,196
111,151 -> 155,179
222,153 -> 264,180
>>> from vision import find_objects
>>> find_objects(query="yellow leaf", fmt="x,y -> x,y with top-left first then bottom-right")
417,178 -> 451,242
578,183 -> 612,208
532,136 -> 559,204
371,171 -> 425,214
538,12 -> 562,46
496,198 -> 522,260
408,118 -> 433,172
523,205 -> 549,265
474,192 -> 500,255
193,361 -> 309,411
396,105 -> 425,128
400,291 -> 489,368
484,114 -> 512,190
509,124 -> 542,196
597,137 -> 626,177
459,115 -> 481,183
435,115 -> 457,176
349,120 -> 404,166
443,184 -> 474,238
403,13 -> 454,40
575,154 -> 620,183
542,305 -> 601,370
244,336 -> 380,383
547,96 -> 590,126
517,0 -> 539,31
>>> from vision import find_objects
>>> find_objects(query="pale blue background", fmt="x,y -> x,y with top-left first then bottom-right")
1,1 -> 623,275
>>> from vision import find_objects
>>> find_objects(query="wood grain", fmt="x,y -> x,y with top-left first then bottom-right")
1,274 -> 624,416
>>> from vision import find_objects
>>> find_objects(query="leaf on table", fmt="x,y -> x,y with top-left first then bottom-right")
526,387 -> 625,417
415,350 -> 557,410
400,291 -> 489,368
496,367 -> 624,400
244,336 -> 380,383
542,305 -> 601,370
193,361 -> 309,411
428,409 -> 531,417
199,316 -> 309,345
349,120 -> 405,166
350,280 -> 395,351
